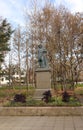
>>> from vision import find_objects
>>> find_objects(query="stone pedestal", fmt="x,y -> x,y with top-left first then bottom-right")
34,68 -> 51,99
36,68 -> 51,89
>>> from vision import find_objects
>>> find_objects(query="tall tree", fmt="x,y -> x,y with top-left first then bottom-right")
13,26 -> 23,86
0,18 -> 13,63
25,1 -> 83,90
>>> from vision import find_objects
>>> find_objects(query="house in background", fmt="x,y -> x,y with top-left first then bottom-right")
0,71 -> 26,86
12,72 -> 26,84
0,76 -> 9,86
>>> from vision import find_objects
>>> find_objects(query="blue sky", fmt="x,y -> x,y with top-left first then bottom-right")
0,0 -> 83,27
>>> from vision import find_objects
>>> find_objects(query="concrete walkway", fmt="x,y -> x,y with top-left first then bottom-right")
0,116 -> 83,130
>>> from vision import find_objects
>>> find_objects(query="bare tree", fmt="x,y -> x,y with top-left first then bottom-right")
13,26 -> 23,86
24,1 -> 83,90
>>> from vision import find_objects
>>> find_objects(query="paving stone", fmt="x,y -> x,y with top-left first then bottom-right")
0,116 -> 83,130
53,127 -> 63,130
76,128 -> 83,130
64,128 -> 74,130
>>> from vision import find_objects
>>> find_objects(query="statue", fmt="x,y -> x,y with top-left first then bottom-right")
38,44 -> 48,68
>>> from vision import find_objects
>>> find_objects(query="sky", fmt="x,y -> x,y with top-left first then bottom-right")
0,0 -> 83,27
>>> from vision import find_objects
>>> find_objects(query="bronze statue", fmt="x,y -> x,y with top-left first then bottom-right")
38,44 -> 48,68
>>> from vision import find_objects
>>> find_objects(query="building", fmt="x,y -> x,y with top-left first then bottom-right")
0,76 -> 9,86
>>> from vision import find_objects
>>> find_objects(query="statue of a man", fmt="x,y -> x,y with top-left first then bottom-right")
38,44 -> 48,68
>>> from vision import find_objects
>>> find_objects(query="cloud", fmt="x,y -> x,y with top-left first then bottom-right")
54,0 -> 83,13
0,0 -> 25,26
8,0 -> 26,13
0,0 -> 13,18
0,0 -> 83,27
67,0 -> 83,12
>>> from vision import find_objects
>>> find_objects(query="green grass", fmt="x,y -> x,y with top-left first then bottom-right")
4,95 -> 82,107
52,83 -> 75,91
0,85 -> 82,107
4,98 -> 46,107
75,84 -> 83,88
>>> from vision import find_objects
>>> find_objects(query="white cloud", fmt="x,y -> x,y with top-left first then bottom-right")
0,0 -> 83,27
67,0 -> 83,12
8,0 -> 25,13
54,0 -> 83,13
0,0 -> 12,18
0,0 -> 25,26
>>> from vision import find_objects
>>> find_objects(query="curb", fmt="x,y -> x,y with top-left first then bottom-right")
0,107 -> 83,116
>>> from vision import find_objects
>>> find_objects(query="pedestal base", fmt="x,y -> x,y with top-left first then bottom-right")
34,68 -> 51,100
33,89 -> 51,100
35,68 -> 51,89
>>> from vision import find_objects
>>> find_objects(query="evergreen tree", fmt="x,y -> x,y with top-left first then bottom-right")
0,18 -> 13,62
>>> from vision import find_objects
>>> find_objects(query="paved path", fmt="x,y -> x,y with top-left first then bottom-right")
0,116 -> 83,130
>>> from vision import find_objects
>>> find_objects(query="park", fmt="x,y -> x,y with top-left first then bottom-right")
0,0 -> 83,130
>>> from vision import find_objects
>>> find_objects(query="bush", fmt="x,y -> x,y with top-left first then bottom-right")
14,93 -> 26,103
62,91 -> 70,102
4,95 -> 82,107
42,90 -> 52,103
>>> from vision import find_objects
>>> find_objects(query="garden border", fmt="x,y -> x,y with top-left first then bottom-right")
0,106 -> 83,116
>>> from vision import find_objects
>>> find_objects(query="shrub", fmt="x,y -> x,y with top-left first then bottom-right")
62,91 -> 70,102
42,90 -> 52,103
14,93 -> 26,103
